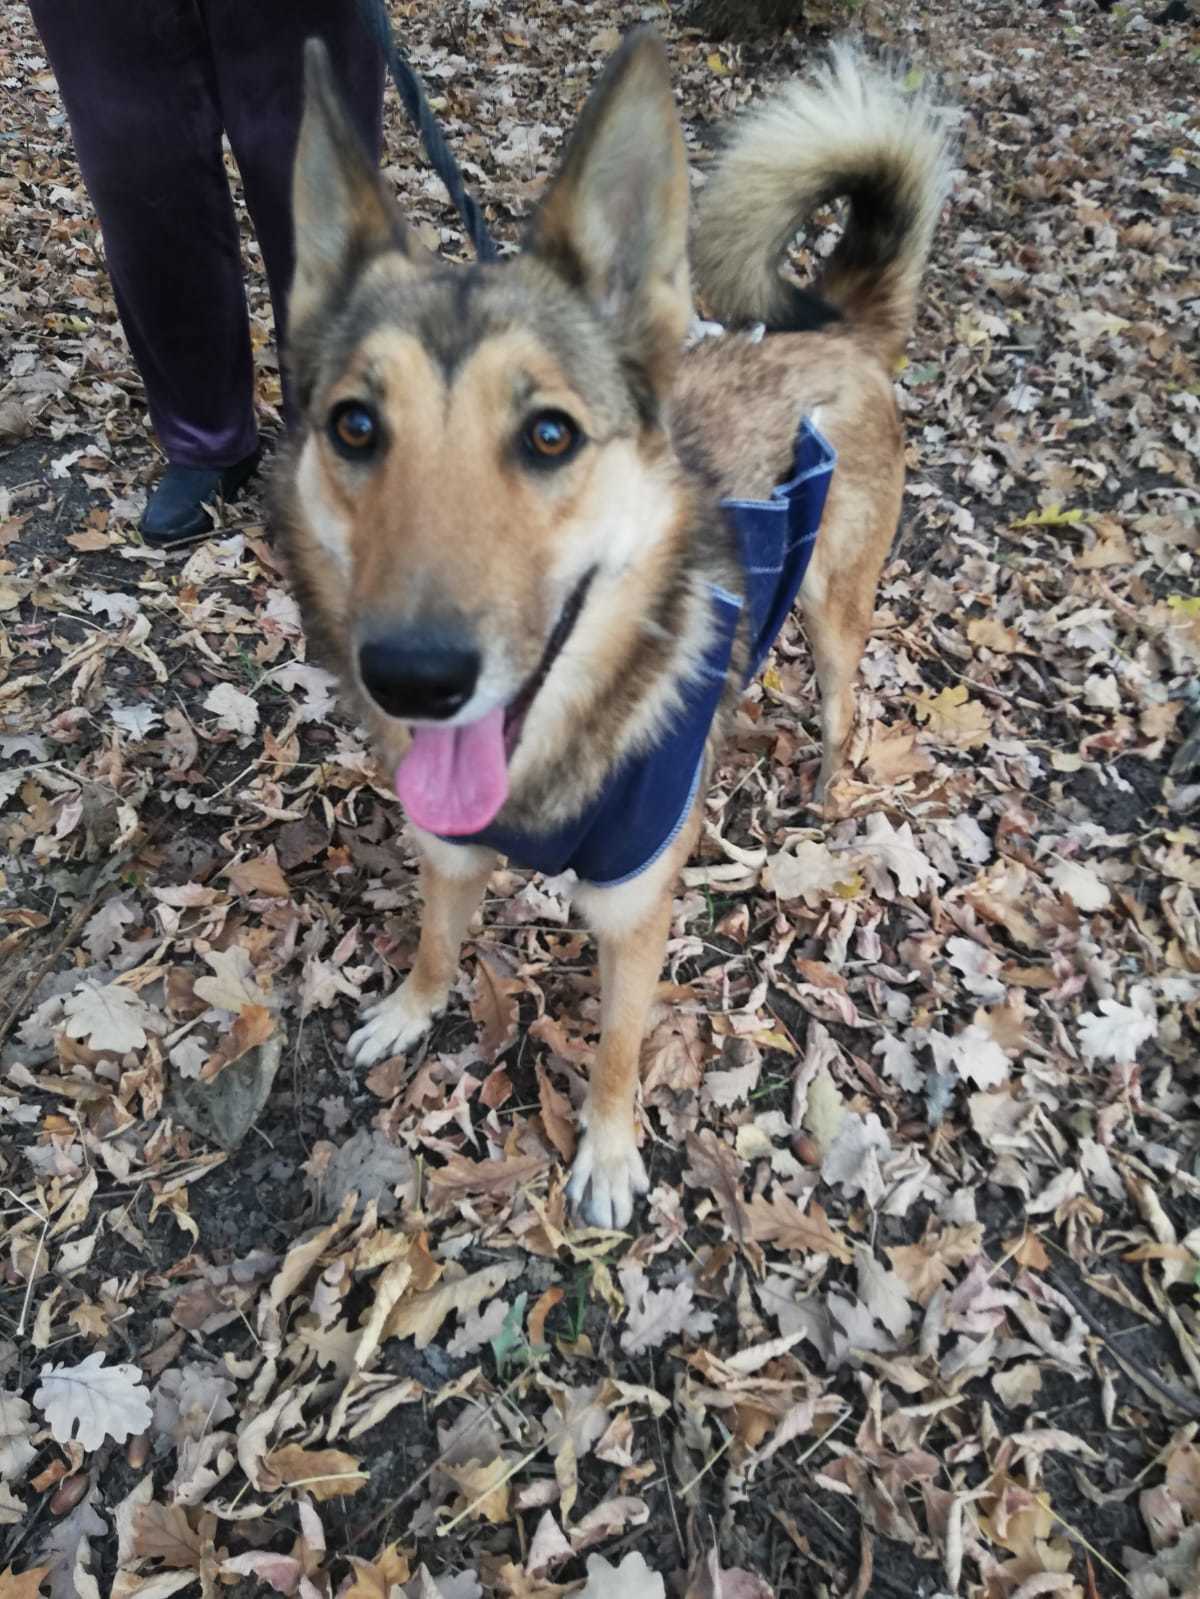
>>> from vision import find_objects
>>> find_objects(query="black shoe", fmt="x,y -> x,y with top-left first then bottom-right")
139,447 -> 262,548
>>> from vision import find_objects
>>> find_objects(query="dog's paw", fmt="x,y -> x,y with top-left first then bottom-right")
347,982 -> 444,1068
566,1122 -> 648,1229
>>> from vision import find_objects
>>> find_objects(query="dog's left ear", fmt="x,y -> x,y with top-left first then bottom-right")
527,30 -> 691,404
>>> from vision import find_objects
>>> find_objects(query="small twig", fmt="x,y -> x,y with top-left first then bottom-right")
3,1187 -> 50,1338
677,1420 -> 734,1498
0,884 -> 105,1048
1043,1501 -> 1131,1590
648,1355 -> 686,1565
790,1407 -> 852,1469
1049,1272 -> 1200,1421
352,1369 -> 528,1543
266,1470 -> 369,1510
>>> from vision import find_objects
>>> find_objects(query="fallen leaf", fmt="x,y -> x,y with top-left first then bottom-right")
34,1353 -> 151,1451
618,1263 -> 714,1355
913,683 -> 992,750
580,1552 -> 665,1599
385,1262 -> 523,1349
1048,859 -> 1111,912
264,1444 -> 367,1500
1077,988 -> 1156,1063
745,1193 -> 853,1262
61,982 -> 154,1055
202,681 -> 258,736
0,1569 -> 50,1599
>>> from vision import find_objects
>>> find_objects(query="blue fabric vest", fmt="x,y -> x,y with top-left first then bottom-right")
445,418 -> 836,886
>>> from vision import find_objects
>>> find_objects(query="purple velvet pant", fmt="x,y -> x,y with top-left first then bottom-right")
29,1 -> 384,468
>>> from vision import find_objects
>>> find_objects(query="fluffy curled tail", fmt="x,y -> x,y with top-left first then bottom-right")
692,45 -> 953,365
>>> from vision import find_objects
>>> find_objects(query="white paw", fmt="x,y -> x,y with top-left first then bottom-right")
346,981 -> 443,1068
566,1122 -> 648,1229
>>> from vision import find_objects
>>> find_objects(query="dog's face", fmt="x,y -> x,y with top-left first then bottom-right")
283,33 -> 691,836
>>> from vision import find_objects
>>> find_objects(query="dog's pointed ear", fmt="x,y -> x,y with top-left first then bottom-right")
527,31 -> 691,403
291,39 -> 424,329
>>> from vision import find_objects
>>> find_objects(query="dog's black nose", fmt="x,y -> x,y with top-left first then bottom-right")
358,634 -> 481,721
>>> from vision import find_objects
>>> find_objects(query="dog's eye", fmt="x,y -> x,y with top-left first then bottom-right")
522,410 -> 582,466
328,401 -> 378,458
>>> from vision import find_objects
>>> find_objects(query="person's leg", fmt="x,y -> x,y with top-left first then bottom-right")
28,0 -> 260,471
207,0 -> 385,412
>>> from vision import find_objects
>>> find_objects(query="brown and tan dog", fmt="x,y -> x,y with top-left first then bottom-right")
272,31 -> 951,1226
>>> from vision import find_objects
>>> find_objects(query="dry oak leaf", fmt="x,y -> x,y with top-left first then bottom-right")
470,952 -> 521,1060
526,1510 -> 573,1576
443,1456 -> 512,1527
618,1263 -> 714,1355
1166,1443 -> 1200,1519
684,1128 -> 752,1241
36,1490 -> 106,1599
913,682 -> 991,750
1048,859 -> 1111,912
342,1543 -> 412,1599
966,616 -> 1022,655
933,1024 -> 1011,1089
130,1501 -> 205,1569
763,838 -> 857,905
222,850 -> 290,899
863,721 -> 933,783
859,812 -> 943,898
200,1003 -> 276,1081
426,1151 -> 549,1205
61,981 -> 155,1055
202,680 -> 258,736
1077,987 -> 1156,1064
192,945 -> 273,1014
536,1062 -> 576,1163
0,1395 -> 36,1483
219,1551 -> 306,1593
580,1552 -> 665,1599
34,1352 -> 151,1451
1076,516 -> 1133,569
0,1570 -> 49,1599
385,1261 -> 523,1349
264,1444 -> 367,1500
268,1193 -> 357,1309
745,1193 -> 853,1263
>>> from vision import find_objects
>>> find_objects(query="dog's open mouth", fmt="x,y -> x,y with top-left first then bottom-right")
393,567 -> 596,837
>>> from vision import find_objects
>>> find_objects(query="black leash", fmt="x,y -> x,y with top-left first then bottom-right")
354,0 -> 499,263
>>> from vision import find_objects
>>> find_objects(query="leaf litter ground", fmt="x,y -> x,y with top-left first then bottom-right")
2,1 -> 1200,1596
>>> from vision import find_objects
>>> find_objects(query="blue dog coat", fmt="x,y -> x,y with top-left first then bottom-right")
446,418 -> 835,886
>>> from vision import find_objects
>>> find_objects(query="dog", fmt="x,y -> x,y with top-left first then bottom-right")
272,30 -> 951,1227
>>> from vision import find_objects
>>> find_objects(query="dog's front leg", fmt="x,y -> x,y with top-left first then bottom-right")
567,805 -> 701,1228
348,828 -> 497,1068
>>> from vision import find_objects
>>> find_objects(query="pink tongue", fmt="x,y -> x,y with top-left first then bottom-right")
394,707 -> 509,835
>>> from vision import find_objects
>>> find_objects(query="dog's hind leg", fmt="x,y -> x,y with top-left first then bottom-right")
568,799 -> 703,1228
799,493 -> 898,800
348,830 -> 497,1068
799,577 -> 874,803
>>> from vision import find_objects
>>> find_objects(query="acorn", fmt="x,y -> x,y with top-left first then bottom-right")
792,1133 -> 821,1167
126,1434 -> 150,1470
50,1474 -> 89,1517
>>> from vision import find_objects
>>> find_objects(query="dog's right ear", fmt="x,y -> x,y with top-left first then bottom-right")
526,31 -> 691,406
291,39 -> 423,328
